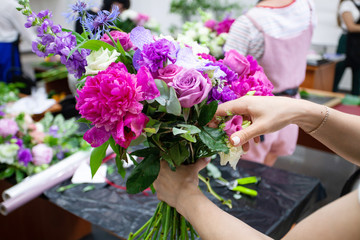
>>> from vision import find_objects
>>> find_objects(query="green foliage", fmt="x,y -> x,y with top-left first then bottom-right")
199,126 -> 229,153
170,0 -> 241,22
198,100 -> 218,126
126,154 -> 160,194
90,140 -> 109,177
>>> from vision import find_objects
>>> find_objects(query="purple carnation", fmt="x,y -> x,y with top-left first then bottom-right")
136,39 -> 177,72
18,148 -> 33,166
206,62 -> 238,83
208,86 -> 237,104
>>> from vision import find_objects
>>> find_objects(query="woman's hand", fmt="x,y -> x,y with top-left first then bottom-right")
153,158 -> 210,211
212,96 -> 301,148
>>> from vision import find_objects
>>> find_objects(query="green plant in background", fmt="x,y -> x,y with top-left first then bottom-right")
34,62 -> 68,83
170,0 -> 241,22
0,82 -> 23,105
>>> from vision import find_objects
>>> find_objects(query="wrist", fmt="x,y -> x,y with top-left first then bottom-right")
175,186 -> 204,217
293,99 -> 326,133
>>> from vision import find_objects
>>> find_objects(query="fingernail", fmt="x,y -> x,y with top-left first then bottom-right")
204,157 -> 211,163
231,136 -> 240,146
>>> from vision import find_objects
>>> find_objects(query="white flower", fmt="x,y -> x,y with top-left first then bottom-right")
120,9 -> 138,21
219,145 -> 244,170
0,143 -> 19,164
216,33 -> 228,45
85,47 -> 120,75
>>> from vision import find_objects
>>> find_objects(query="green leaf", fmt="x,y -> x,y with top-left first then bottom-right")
77,118 -> 92,124
90,141 -> 109,177
109,136 -> 120,155
172,127 -> 188,135
198,101 -> 218,126
83,185 -> 95,192
180,133 -> 197,142
199,126 -> 229,153
115,155 -> 126,178
166,87 -> 181,116
0,168 -> 15,179
80,40 -> 116,51
126,154 -> 160,194
161,142 -> 190,166
177,124 -> 201,134
130,147 -> 159,157
154,79 -> 170,106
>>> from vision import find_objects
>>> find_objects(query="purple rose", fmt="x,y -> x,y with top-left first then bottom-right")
32,144 -> 53,166
169,69 -> 212,108
223,49 -> 250,77
100,31 -> 134,51
0,119 -> 19,137
156,64 -> 183,84
223,115 -> 243,137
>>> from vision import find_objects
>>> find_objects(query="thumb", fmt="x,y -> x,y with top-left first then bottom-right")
194,157 -> 211,172
230,124 -> 261,146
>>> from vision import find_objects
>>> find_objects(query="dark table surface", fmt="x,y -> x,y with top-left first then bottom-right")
44,159 -> 325,239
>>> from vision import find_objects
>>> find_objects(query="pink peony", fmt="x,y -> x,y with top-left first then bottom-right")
169,69 -> 212,108
0,119 -> 19,137
223,115 -> 243,137
156,64 -> 183,84
204,19 -> 217,30
231,70 -> 273,97
215,18 -> 235,35
29,130 -> 45,144
32,144 -> 53,165
76,63 -> 156,148
223,49 -> 250,77
136,13 -> 150,25
100,31 -> 134,51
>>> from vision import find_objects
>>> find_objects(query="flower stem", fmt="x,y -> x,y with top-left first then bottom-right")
198,173 -> 232,209
144,213 -> 162,240
180,216 -> 186,240
161,204 -> 171,240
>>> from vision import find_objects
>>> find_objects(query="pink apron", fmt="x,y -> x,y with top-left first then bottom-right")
241,4 -> 313,165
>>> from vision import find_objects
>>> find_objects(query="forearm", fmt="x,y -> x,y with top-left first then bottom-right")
176,188 -> 271,240
293,100 -> 360,166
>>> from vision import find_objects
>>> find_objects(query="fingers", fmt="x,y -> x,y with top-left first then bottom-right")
194,157 -> 211,172
215,98 -> 249,117
229,124 -> 261,147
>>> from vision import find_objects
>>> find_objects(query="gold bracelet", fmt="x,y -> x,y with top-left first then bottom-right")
308,106 -> 329,135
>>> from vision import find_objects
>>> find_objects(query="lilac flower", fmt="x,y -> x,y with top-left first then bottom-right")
24,12 -> 38,28
32,41 -> 47,57
17,148 -> 32,166
37,9 -> 52,19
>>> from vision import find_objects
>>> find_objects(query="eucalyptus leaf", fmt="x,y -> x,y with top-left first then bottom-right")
173,128 -> 188,135
126,154 -> 160,194
166,87 -> 181,116
90,141 -> 109,177
180,133 -> 197,143
177,124 -> 201,134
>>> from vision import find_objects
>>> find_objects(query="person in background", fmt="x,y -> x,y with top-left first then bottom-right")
0,0 -> 35,83
223,0 -> 316,166
154,95 -> 360,240
333,0 -> 360,96
75,0 -> 131,34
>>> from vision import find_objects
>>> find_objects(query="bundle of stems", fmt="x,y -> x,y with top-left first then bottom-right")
128,201 -> 198,240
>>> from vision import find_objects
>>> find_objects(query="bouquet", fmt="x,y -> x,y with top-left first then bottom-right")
176,10 -> 235,59
0,110 -> 89,183
18,0 -> 273,238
